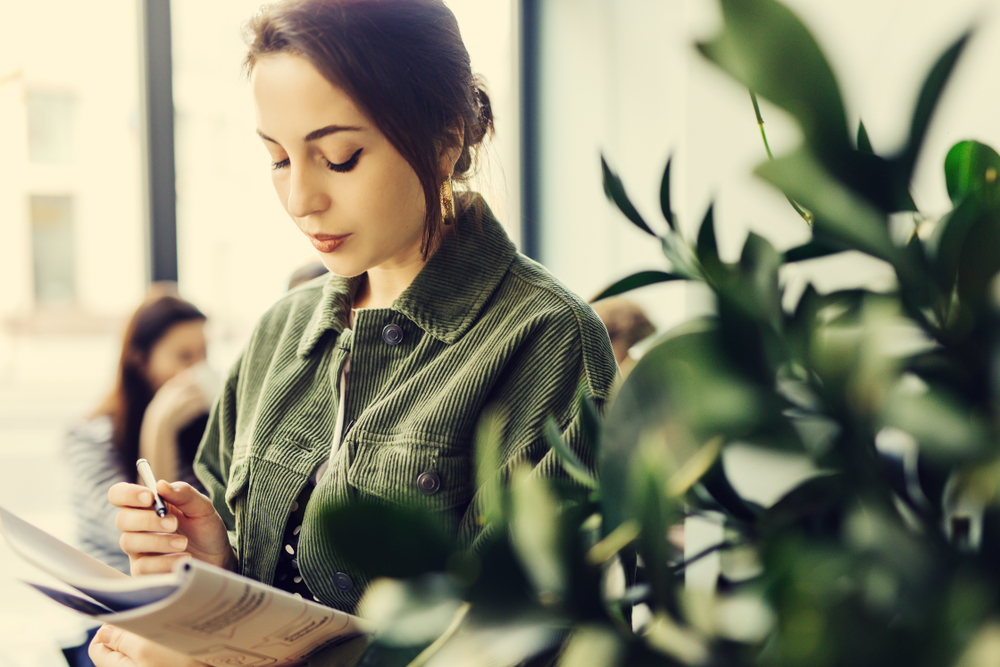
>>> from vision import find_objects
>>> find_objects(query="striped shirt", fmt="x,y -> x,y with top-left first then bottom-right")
194,197 -> 619,612
65,416 -> 132,574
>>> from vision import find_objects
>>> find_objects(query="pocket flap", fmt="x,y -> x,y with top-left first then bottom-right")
347,442 -> 472,511
224,458 -> 250,509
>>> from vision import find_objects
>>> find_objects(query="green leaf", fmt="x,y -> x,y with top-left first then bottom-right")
599,323 -> 711,533
600,321 -> 767,533
578,393 -> 601,462
354,643 -> 426,667
320,502 -> 455,580
360,575 -> 464,648
630,441 -> 683,611
944,140 -> 1000,205
544,418 -> 598,490
602,155 -> 657,237
592,270 -> 687,301
881,387 -> 991,464
757,473 -> 844,539
462,531 -> 539,616
699,455 -> 759,523
950,195 -> 1000,311
697,0 -> 849,162
928,195 -> 986,298
696,205 -> 725,281
660,156 -> 676,230
756,148 -> 901,267
558,625 -> 626,667
857,120 -> 873,154
475,410 -> 506,528
899,31 -> 972,180
783,238 -> 851,263
739,232 -> 782,326
510,467 -> 567,602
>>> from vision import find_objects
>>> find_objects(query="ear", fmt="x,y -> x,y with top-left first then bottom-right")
438,121 -> 465,177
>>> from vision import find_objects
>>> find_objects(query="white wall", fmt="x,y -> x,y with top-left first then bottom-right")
536,0 -> 1000,335
0,0 -> 145,319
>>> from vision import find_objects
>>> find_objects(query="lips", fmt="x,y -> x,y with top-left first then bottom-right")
308,233 -> 351,253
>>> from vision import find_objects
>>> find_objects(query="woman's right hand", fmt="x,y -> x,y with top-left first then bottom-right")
109,480 -> 236,576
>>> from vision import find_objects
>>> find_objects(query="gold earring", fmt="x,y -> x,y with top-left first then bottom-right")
440,177 -> 455,225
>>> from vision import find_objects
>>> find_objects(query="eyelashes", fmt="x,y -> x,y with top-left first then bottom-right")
270,148 -> 363,172
327,148 -> 363,173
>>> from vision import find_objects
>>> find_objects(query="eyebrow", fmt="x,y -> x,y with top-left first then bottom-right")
257,124 -> 363,144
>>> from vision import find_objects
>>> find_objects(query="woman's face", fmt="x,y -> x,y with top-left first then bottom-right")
144,320 -> 208,392
251,53 -> 428,279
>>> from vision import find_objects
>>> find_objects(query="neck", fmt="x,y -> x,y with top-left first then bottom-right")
353,225 -> 454,310
353,264 -> 423,310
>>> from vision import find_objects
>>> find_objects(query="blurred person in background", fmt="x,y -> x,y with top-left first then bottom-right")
65,286 -> 215,575
287,259 -> 329,291
591,296 -> 656,376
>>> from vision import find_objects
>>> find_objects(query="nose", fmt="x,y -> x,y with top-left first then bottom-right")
285,163 -> 331,218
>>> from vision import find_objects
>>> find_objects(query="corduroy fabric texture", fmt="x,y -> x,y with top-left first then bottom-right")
194,196 -> 619,613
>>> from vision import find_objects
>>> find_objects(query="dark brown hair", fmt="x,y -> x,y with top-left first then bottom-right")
244,0 -> 495,254
93,288 -> 206,476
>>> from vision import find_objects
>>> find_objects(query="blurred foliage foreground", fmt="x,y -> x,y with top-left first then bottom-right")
322,0 -> 1000,665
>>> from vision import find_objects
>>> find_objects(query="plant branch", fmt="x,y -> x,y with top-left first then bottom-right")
750,90 -> 814,225
669,539 -> 739,574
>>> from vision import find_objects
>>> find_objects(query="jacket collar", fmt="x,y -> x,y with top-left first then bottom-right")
297,196 -> 516,357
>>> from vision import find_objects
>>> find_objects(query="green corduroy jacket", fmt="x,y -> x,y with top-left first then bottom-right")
194,197 -> 619,614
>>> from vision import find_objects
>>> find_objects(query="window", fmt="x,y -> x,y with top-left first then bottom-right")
26,91 -> 74,164
30,195 -> 76,304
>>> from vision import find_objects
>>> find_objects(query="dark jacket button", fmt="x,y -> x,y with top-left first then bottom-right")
417,471 -> 441,495
382,324 -> 404,346
333,572 -> 354,592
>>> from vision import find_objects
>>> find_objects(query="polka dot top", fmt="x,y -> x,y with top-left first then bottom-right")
272,347 -> 353,601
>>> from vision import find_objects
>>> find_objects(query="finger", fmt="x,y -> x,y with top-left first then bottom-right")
116,507 -> 178,534
97,623 -> 199,666
90,625 -> 136,667
94,623 -> 121,647
120,530 -> 188,556
108,482 -> 158,511
130,552 -> 192,576
156,481 -> 217,520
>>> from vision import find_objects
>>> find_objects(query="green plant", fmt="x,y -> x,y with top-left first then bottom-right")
322,1 -> 1000,665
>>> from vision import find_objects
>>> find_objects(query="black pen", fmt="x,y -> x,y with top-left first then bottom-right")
136,458 -> 168,518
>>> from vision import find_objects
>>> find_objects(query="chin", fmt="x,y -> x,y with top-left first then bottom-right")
319,257 -> 366,279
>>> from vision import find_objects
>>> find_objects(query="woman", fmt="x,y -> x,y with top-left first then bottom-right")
92,0 -> 618,663
66,288 -> 212,575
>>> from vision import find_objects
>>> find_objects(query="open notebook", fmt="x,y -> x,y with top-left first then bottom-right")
0,506 -> 368,666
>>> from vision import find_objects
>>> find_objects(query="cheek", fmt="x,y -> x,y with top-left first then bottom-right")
373,161 -> 426,223
271,173 -> 291,213
144,358 -> 170,391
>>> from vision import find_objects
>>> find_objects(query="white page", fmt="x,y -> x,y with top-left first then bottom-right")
1,505 -> 179,610
0,505 -> 370,666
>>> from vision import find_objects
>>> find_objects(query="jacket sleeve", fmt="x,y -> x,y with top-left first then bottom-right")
193,349 -> 244,553
457,303 -> 618,552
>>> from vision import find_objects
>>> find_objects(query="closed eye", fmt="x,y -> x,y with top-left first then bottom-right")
327,148 -> 363,173
272,157 -> 290,170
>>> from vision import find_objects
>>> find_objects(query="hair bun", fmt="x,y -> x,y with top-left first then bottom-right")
474,84 -> 494,143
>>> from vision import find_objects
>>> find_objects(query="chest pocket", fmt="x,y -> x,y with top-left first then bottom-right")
345,430 -> 474,515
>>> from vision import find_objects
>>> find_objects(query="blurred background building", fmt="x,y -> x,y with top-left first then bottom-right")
3,0 -> 1000,661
